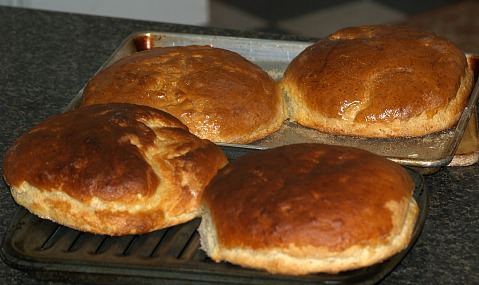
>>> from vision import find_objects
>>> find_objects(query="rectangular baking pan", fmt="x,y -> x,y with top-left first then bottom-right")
66,31 -> 479,168
0,147 -> 428,285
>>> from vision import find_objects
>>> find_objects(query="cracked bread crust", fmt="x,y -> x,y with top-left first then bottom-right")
281,25 -> 473,138
3,103 -> 228,236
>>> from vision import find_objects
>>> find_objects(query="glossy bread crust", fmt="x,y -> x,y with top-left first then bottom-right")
281,25 -> 473,137
199,143 -> 418,274
82,45 -> 286,144
3,103 -> 228,236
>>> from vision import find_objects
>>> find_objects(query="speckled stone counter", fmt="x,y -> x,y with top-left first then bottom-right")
0,5 -> 478,285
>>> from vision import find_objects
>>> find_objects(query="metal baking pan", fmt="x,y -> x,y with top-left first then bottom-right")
0,147 -> 428,285
66,31 -> 479,168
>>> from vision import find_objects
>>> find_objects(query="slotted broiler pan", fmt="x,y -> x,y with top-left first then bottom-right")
1,146 -> 428,285
2,31 -> 441,284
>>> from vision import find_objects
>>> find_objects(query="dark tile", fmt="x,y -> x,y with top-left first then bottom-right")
213,0 -> 357,20
374,0 -> 458,15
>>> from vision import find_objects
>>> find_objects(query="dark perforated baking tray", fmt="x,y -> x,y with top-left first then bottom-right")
66,31 -> 479,168
1,146 -> 428,285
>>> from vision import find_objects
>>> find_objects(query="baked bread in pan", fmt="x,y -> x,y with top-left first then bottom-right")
81,45 -> 286,144
198,143 -> 419,274
281,25 -> 473,138
3,103 -> 227,236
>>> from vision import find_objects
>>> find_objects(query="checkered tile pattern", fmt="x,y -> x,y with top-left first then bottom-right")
209,0 -> 458,38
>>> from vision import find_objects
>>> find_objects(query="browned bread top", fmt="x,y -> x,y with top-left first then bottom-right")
199,143 -> 418,274
81,45 -> 286,144
281,25 -> 473,137
202,143 -> 414,251
4,103 -> 228,235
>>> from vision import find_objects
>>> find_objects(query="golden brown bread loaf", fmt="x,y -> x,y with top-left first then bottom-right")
281,25 -> 473,138
3,103 -> 228,236
198,143 -> 418,274
81,45 -> 286,144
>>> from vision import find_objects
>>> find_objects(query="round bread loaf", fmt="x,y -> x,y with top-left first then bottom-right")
281,25 -> 473,137
3,103 -> 228,236
81,45 -> 286,144
198,143 -> 419,274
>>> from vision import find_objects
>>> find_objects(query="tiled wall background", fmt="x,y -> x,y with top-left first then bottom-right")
1,0 -> 477,52
209,0 -> 460,37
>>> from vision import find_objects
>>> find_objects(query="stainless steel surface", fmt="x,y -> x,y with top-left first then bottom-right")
67,31 -> 479,168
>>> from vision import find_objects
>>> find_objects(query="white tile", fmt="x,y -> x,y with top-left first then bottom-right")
278,0 -> 406,38
209,0 -> 268,31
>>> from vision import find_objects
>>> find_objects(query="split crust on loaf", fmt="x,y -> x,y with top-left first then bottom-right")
3,103 -> 228,236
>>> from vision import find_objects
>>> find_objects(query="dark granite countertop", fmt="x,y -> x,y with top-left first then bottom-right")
0,5 -> 477,285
